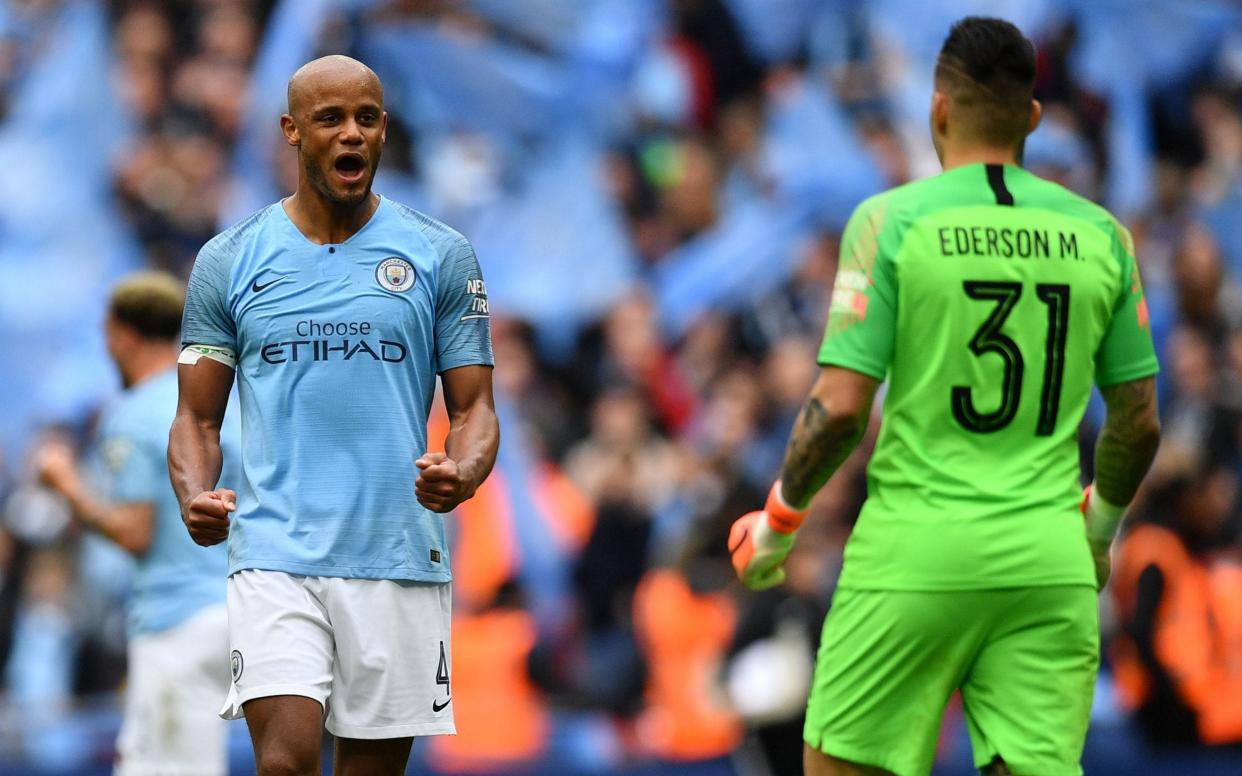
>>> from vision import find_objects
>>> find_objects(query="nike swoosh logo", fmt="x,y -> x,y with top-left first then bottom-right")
432,697 -> 452,712
728,527 -> 749,556
251,275 -> 290,294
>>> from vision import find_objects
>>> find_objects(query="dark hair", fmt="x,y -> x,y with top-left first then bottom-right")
934,17 -> 1037,145
109,271 -> 185,341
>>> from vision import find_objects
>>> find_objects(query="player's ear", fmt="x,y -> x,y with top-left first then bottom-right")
1026,99 -> 1042,137
930,91 -> 950,138
381,111 -> 388,144
280,113 -> 300,147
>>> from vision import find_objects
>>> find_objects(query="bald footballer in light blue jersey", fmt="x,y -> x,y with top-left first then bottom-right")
181,195 -> 490,581
170,56 -> 499,775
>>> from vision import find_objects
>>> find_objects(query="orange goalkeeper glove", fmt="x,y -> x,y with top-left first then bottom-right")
728,481 -> 809,590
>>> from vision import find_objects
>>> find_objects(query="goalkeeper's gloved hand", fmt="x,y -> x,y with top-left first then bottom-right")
1080,484 -> 1127,590
728,481 -> 809,590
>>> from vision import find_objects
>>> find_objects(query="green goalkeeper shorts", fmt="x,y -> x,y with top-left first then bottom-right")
803,586 -> 1099,776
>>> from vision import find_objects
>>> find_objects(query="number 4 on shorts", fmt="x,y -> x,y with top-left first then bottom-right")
432,640 -> 452,712
436,640 -> 450,694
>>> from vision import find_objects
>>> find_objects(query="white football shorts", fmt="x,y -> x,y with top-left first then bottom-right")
115,603 -> 232,776
220,569 -> 454,739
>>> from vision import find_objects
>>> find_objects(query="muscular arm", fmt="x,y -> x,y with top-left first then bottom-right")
1094,376 -> 1161,508
168,358 -> 236,544
416,365 -> 499,512
778,367 -> 881,509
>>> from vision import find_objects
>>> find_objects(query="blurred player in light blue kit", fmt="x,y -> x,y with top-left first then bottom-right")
169,56 -> 499,776
37,272 -> 241,776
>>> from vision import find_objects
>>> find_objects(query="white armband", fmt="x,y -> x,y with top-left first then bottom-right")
1084,486 -> 1128,545
179,345 -> 237,369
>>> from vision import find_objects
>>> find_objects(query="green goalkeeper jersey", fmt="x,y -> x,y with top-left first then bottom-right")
820,162 -> 1158,591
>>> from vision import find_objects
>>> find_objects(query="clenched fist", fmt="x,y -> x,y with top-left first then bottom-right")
415,453 -> 473,513
35,440 -> 80,499
182,489 -> 236,546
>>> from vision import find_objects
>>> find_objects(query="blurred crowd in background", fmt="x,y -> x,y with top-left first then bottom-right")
3,0 -> 1242,774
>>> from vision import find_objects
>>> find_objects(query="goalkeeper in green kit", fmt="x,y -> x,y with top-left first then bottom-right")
728,17 -> 1161,776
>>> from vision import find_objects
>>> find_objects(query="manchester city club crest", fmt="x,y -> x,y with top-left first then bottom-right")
376,257 -> 416,292
231,650 -> 244,682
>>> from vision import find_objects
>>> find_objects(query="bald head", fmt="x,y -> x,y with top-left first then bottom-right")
286,55 -> 383,117
280,55 -> 387,210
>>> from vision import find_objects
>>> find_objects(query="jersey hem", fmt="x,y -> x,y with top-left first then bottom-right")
437,353 -> 495,374
128,597 -> 227,637
804,735 -> 914,776
220,683 -> 327,721
815,355 -> 886,381
326,718 -> 456,739
1096,362 -> 1159,388
973,752 -> 1080,776
229,560 -> 452,583
834,578 -> 1097,592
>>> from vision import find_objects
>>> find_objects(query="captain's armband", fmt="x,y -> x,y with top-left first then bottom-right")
178,345 -> 237,369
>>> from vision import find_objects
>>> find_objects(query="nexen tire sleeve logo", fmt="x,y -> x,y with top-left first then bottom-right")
461,278 -> 488,321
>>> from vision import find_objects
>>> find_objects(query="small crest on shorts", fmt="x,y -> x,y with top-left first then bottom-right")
376,257 -> 416,293
430,549 -> 441,563
231,650 -> 244,682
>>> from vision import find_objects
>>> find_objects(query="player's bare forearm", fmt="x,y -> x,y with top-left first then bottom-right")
444,404 -> 499,494
1094,376 -> 1161,507
417,364 -> 497,514
169,414 -> 224,505
35,444 -> 154,554
64,492 -> 154,555
779,367 -> 880,509
440,365 -> 499,494
168,360 -> 234,509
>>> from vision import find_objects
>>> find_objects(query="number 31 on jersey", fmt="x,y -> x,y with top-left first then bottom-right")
953,280 -> 1069,437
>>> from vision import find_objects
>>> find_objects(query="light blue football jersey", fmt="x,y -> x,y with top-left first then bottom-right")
181,196 -> 494,582
95,368 -> 241,635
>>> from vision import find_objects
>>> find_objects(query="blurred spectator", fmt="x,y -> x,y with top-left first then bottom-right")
633,568 -> 742,762
1172,224 -> 1238,332
491,318 -> 583,460
743,335 -> 818,490
111,1 -> 264,276
564,386 -> 681,514
1158,326 -> 1226,476
1111,467 -> 1242,748
427,583 -> 550,773
573,292 -> 699,435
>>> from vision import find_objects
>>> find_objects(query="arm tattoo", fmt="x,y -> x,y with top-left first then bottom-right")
1095,377 -> 1160,506
780,397 -> 867,509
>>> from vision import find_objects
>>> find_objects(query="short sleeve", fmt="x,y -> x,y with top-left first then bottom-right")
182,239 -> 237,351
434,236 -> 495,373
99,424 -> 162,504
817,198 -> 897,380
1095,228 -> 1159,387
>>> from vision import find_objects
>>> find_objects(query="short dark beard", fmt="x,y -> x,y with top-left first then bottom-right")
301,147 -> 381,209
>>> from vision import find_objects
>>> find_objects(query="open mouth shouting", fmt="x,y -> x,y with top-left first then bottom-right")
333,152 -> 367,185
